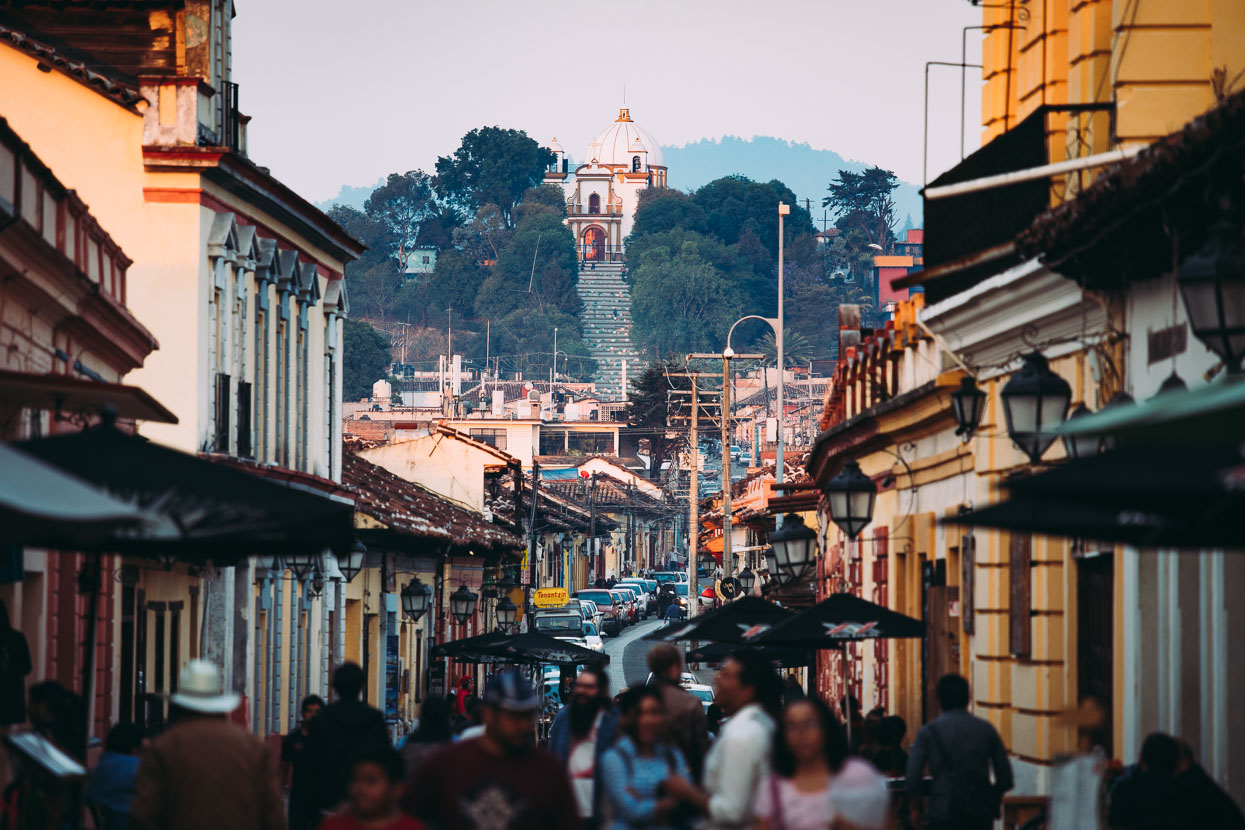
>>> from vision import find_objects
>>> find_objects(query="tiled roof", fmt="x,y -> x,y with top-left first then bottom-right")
0,21 -> 142,108
544,473 -> 668,513
735,384 -> 826,409
342,451 -> 520,554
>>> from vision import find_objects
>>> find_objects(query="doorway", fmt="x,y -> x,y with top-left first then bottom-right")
1077,552 -> 1114,753
923,560 -> 960,722
582,227 -> 605,262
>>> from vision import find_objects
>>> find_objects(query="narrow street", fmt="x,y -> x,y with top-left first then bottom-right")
603,618 -> 662,692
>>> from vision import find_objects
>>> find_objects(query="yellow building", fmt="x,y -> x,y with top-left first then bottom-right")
862,0 -> 1245,808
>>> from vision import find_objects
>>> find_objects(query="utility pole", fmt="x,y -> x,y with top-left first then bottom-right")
527,460 -> 540,630
688,381 -> 699,615
777,202 -> 790,501
720,354 -> 733,578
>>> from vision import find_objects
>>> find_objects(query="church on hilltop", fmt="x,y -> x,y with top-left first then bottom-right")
544,108 -> 668,262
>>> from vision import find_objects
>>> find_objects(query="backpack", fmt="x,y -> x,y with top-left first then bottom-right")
926,722 -> 1001,821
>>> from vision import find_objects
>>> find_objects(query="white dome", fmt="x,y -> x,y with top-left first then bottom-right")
548,136 -> 565,154
585,108 -> 664,168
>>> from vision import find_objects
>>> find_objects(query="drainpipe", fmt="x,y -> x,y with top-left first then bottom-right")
271,572 -> 283,731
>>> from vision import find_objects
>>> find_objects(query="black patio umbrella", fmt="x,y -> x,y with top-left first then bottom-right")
432,631 -> 511,662
16,422 -> 355,565
643,596 -> 795,644
747,592 -> 925,745
685,640 -> 810,668
477,631 -> 609,666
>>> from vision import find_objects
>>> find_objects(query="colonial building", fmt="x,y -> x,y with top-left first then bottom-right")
0,1 -> 363,739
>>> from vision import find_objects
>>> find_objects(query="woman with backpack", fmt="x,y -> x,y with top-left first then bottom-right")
600,686 -> 692,830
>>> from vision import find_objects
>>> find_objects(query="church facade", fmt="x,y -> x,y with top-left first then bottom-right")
545,108 -> 667,262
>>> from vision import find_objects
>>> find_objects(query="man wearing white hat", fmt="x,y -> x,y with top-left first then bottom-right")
131,659 -> 284,830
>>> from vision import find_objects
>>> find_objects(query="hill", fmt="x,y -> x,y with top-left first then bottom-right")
661,135 -> 922,230
316,179 -> 383,212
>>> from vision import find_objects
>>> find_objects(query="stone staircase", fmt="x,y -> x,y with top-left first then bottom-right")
575,262 -> 644,401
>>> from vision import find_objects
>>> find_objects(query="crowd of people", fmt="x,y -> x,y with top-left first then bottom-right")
5,647 -> 1243,830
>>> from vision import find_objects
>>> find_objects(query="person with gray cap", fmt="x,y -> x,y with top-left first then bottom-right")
131,659 -> 283,830
401,668 -> 578,830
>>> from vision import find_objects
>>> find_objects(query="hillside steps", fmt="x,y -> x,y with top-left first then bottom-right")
575,262 -> 643,401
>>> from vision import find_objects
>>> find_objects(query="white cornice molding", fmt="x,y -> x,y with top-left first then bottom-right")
921,257 -> 1108,379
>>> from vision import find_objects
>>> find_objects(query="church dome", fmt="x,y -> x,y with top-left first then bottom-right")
548,137 -> 565,154
585,108 -> 664,168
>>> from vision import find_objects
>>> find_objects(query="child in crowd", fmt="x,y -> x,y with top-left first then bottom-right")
318,745 -> 426,830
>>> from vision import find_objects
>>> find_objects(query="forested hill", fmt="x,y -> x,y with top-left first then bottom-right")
661,136 -> 922,228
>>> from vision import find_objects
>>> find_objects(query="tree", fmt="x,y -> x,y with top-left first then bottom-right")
327,205 -> 400,322
513,184 -> 567,225
453,204 -> 512,264
691,176 -> 815,258
629,233 -> 746,359
786,282 -> 841,360
364,171 -> 434,278
476,211 -> 579,320
342,319 -> 392,401
823,166 -> 900,251
391,248 -> 489,326
758,328 -> 814,367
435,127 -> 554,227
483,307 -> 595,382
629,360 -> 689,481
628,187 -> 708,241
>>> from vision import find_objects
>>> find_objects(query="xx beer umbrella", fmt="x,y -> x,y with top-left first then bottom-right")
748,592 -> 924,745
643,596 -> 794,644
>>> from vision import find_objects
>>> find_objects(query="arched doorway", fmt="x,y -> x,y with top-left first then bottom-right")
582,227 -> 605,262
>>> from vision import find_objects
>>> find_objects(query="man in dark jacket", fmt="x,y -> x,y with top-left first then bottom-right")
906,673 -> 1013,830
647,643 -> 709,781
548,666 -> 618,829
305,662 -> 389,816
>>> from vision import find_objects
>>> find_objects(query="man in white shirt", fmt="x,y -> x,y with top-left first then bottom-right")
548,666 -> 619,829
664,650 -> 779,830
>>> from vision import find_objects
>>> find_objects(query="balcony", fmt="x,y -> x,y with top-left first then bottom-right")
140,76 -> 248,155
567,202 -> 622,217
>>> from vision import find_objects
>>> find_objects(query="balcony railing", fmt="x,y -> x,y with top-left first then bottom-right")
140,76 -> 247,155
567,203 -> 623,216
579,244 -> 625,264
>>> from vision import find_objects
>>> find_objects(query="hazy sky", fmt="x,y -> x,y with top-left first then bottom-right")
235,0 -> 982,203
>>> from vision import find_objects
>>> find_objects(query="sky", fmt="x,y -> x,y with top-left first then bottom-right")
234,0 -> 983,203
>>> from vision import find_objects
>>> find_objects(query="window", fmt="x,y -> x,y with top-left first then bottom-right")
539,430 -> 566,456
567,432 -> 612,455
1008,533 -> 1031,656
469,428 -> 507,450
632,156 -> 641,172
588,193 -> 600,214
236,380 -> 252,457
214,373 -> 231,452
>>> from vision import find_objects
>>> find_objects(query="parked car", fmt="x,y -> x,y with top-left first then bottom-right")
613,584 -> 648,619
573,589 -> 623,635
652,571 -> 683,586
577,599 -> 603,633
610,589 -> 637,625
533,608 -> 584,636
619,580 -> 658,617
579,621 -> 605,652
646,671 -> 697,688
686,682 -> 716,713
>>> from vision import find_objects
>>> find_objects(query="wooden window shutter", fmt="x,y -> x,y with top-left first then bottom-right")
237,380 -> 253,458
961,534 -> 975,635
214,372 -> 231,453
1009,533 -> 1031,656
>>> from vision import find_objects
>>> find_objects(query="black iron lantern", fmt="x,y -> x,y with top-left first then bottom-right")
284,550 -> 318,581
737,566 -> 756,596
401,577 -> 432,622
1061,403 -> 1101,459
154,549 -> 179,571
823,460 -> 877,540
1098,391 -> 1135,452
1000,352 -> 1072,464
338,539 -> 366,583
308,569 -> 324,598
769,513 -> 818,577
449,584 -> 479,624
950,376 -> 988,440
763,547 -> 786,586
1179,220 -> 1245,374
496,595 -> 519,629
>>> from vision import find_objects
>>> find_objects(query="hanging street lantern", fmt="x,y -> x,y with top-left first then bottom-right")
1061,403 -> 1101,459
495,595 -> 519,630
763,547 -> 786,587
1000,352 -> 1072,464
1179,219 -> 1245,374
823,461 -> 877,540
154,549 -> 179,571
284,550 -> 318,581
338,539 -> 366,583
950,375 -> 988,440
308,569 -> 324,598
769,512 -> 818,578
737,566 -> 756,596
401,577 -> 432,622
449,584 -> 479,625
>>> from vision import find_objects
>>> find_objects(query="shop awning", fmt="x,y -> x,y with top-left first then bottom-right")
686,641 -> 810,668
1055,377 -> 1245,446
17,423 -> 354,565
0,443 -> 152,548
0,369 -> 177,424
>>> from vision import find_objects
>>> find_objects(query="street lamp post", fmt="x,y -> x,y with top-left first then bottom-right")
777,202 -> 789,488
